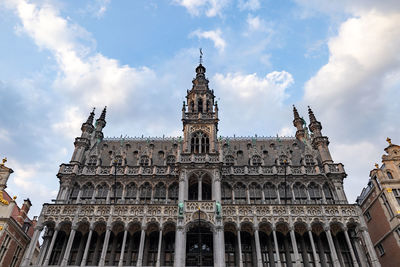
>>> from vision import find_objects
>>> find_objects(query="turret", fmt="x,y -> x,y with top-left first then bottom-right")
95,106 -> 107,141
80,108 -> 95,139
308,106 -> 333,163
292,105 -> 305,141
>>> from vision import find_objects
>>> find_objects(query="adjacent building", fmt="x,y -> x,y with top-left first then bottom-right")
22,63 -> 380,267
0,159 -> 39,267
357,138 -> 400,267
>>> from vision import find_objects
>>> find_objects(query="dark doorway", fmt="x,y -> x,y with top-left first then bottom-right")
186,224 -> 213,267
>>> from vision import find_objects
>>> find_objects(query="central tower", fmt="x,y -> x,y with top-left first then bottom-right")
182,63 -> 219,154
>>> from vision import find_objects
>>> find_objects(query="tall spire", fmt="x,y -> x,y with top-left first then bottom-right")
293,105 -> 300,120
293,105 -> 305,141
99,106 -> 107,121
308,106 -> 317,123
86,107 -> 95,125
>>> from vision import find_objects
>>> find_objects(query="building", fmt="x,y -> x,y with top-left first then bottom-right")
22,63 -> 380,267
0,158 -> 39,267
356,139 -> 400,267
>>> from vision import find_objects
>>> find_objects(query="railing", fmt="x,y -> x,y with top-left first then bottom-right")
59,163 -> 345,176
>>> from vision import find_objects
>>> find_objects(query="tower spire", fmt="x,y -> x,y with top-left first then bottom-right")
199,48 -> 203,65
99,106 -> 107,121
308,106 -> 317,123
292,105 -> 305,141
86,107 -> 95,125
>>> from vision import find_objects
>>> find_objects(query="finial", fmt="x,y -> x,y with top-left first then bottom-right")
386,137 -> 392,145
99,106 -> 107,121
374,163 -> 379,169
86,107 -> 96,124
199,48 -> 203,65
1,157 -> 7,166
293,105 -> 300,119
308,106 -> 316,123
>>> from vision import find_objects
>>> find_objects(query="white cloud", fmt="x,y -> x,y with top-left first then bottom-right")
246,15 -> 271,33
238,0 -> 261,11
51,106 -> 84,140
0,128 -> 11,143
190,29 -> 226,52
174,0 -> 230,17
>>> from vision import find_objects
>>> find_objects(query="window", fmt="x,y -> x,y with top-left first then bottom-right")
96,183 -> 109,199
263,183 -> 277,203
154,183 -> 166,202
140,156 -> 150,166
10,246 -> 21,267
251,155 -> 262,166
114,156 -> 123,166
166,155 -> 176,165
376,243 -> 385,256
304,155 -> 314,166
111,183 -> 123,200
249,183 -> 262,204
168,183 -> 178,203
308,183 -> 322,201
81,183 -> 94,199
393,189 -> 400,206
0,234 -> 11,263
365,211 -> 372,221
140,183 -> 152,203
125,183 -> 137,200
382,193 -> 394,217
88,156 -> 97,166
387,172 -> 394,180
279,183 -> 292,203
279,155 -> 288,165
373,176 -> 382,190
225,155 -> 234,166
222,183 -> 232,204
323,183 -> 334,204
190,132 -> 210,154
234,183 -> 247,204
293,183 -> 307,203
69,183 -> 80,200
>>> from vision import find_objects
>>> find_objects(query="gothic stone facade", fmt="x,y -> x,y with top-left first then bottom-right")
23,64 -> 380,267
356,139 -> 400,267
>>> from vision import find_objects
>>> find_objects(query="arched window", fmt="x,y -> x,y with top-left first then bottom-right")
69,183 -> 80,201
234,183 -> 247,204
225,155 -> 234,166
81,183 -> 94,200
263,183 -> 277,203
278,183 -> 292,203
191,132 -> 209,154
154,183 -> 166,202
112,182 -> 123,200
198,98 -> 203,112
387,171 -> 394,180
279,155 -> 288,165
114,156 -> 123,166
125,183 -> 137,200
308,182 -> 322,203
166,155 -> 176,165
251,155 -> 262,166
323,183 -> 334,204
202,176 -> 212,200
88,156 -> 97,166
168,183 -> 178,203
96,183 -> 109,200
293,183 -> 307,203
139,183 -> 152,203
249,183 -> 262,204
304,155 -> 314,166
140,156 -> 150,166
221,183 -> 232,204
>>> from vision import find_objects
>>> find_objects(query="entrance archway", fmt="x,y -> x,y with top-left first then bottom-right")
186,222 -> 213,267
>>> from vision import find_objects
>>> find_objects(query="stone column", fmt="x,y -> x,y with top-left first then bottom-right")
99,225 -> 112,267
198,177 -> 202,200
21,225 -> 43,266
254,227 -> 263,267
60,224 -> 77,266
75,231 -> 86,265
136,226 -> 146,267
325,226 -> 340,267
156,228 -> 163,267
289,227 -> 301,267
213,170 -> 222,202
307,228 -> 321,267
237,228 -> 244,267
343,229 -> 359,267
174,224 -> 186,267
213,224 -> 225,267
118,228 -> 128,267
178,170 -> 186,202
360,228 -> 380,267
43,227 -> 59,266
80,225 -> 94,267
36,228 -> 51,265
272,228 -> 282,267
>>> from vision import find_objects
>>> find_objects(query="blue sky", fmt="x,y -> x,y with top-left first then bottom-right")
0,0 -> 399,216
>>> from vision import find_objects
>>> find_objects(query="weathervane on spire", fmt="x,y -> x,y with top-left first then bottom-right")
199,48 -> 203,64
